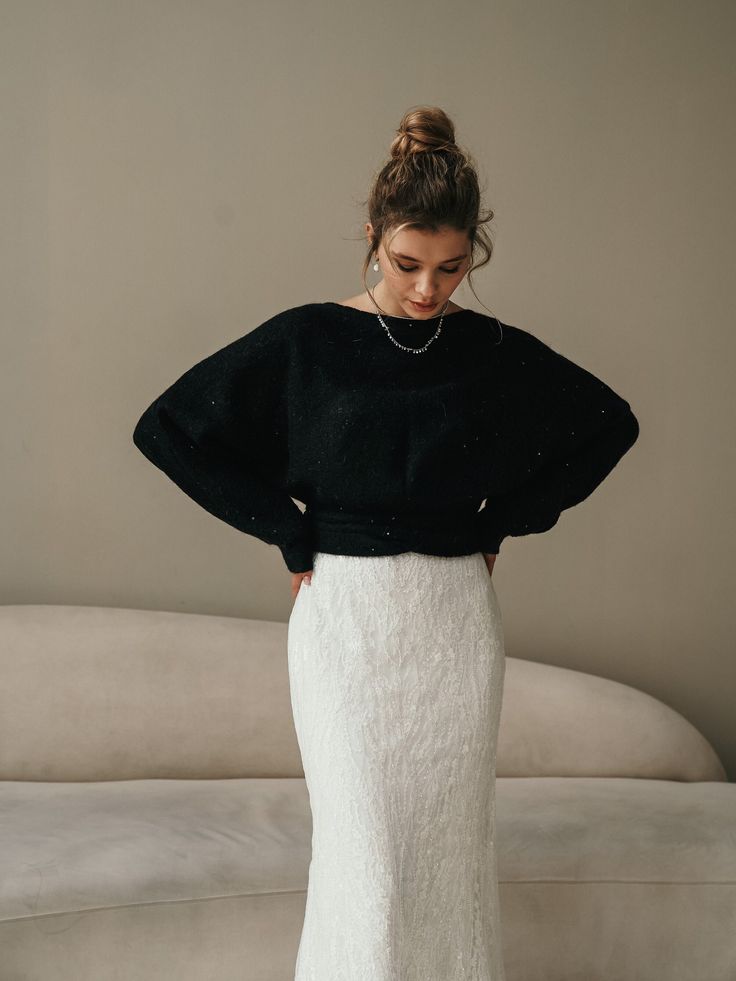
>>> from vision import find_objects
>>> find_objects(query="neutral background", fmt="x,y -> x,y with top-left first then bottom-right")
3,1 -> 735,777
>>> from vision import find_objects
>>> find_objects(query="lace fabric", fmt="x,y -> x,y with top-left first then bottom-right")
287,550 -> 507,980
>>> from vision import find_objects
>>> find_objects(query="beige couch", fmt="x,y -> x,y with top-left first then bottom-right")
1,603 -> 733,981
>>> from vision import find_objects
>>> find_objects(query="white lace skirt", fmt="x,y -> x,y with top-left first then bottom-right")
287,550 -> 506,981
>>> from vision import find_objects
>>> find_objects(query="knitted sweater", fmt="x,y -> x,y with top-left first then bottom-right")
132,302 -> 640,574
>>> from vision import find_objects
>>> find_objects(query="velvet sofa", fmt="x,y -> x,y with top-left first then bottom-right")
0,604 -> 733,980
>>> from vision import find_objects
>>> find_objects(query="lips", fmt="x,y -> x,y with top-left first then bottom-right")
411,301 -> 437,311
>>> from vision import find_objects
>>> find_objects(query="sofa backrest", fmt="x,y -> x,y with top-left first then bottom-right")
497,656 -> 726,781
0,605 -> 304,780
0,605 -> 726,782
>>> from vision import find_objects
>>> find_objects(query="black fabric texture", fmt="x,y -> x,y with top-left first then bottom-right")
133,302 -> 639,573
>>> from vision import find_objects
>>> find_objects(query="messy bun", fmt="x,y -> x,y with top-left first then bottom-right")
388,106 -> 459,158
359,105 -> 496,316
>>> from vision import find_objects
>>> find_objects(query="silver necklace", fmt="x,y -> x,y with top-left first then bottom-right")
369,294 -> 450,354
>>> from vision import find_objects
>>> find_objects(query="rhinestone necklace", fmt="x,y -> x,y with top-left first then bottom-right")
368,295 -> 450,354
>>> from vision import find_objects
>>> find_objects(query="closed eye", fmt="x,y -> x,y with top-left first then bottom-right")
397,263 -> 461,274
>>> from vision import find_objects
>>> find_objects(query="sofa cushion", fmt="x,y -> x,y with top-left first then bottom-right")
498,776 -> 736,981
1,775 -> 734,980
1,775 -> 733,919
0,777 -> 312,920
498,775 -> 736,883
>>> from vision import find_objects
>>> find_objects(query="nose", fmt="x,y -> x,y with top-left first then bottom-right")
415,274 -> 439,299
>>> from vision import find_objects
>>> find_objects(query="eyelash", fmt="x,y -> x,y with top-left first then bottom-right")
397,263 -> 461,274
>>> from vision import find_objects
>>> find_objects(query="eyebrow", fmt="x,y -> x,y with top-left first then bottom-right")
392,252 -> 467,263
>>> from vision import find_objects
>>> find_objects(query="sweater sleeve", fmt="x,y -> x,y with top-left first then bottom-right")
475,332 -> 640,555
132,313 -> 314,574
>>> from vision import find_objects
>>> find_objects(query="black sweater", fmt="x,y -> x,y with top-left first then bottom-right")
132,302 -> 640,574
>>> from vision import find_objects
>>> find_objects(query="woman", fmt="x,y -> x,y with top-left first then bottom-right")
133,106 -> 639,980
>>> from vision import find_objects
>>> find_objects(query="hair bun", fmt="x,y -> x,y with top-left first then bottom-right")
390,105 -> 458,159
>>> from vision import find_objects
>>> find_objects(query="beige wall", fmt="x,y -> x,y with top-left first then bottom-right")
4,1 -> 735,777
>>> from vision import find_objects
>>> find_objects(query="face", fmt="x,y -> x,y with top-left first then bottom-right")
367,224 -> 471,318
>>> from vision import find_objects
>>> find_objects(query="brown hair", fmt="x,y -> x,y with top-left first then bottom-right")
358,105 -> 497,319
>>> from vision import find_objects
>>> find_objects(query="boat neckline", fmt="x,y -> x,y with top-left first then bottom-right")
321,301 -> 474,320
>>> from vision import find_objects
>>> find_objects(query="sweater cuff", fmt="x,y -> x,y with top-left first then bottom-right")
478,534 -> 504,556
474,508 -> 506,556
280,539 -> 315,574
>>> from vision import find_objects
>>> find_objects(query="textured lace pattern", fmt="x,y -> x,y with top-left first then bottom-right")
287,550 -> 506,980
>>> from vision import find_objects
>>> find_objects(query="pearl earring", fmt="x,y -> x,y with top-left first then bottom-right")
373,256 -> 379,271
